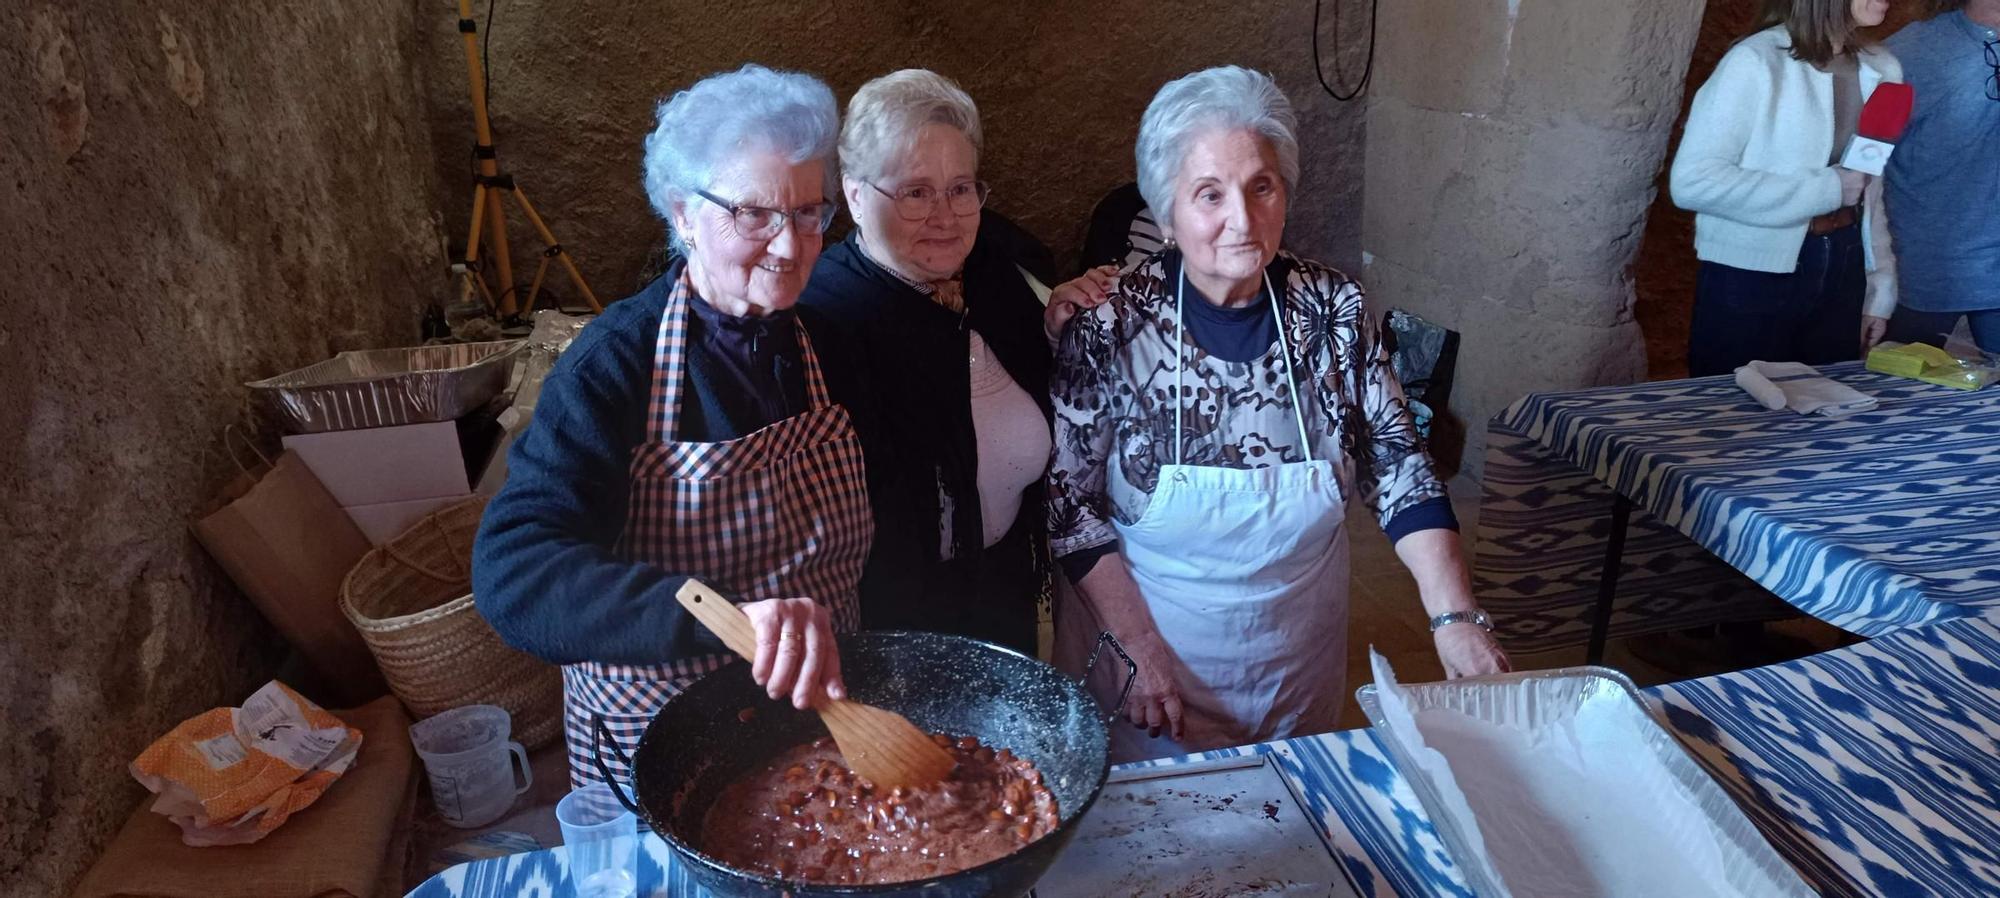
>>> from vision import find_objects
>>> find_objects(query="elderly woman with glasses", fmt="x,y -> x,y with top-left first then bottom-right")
800,70 -> 1109,657
474,65 -> 871,786
1048,66 -> 1509,762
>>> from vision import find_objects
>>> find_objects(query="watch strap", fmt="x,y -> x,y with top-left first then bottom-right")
1430,609 -> 1493,633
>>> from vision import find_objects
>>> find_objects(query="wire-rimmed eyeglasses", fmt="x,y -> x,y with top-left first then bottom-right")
695,189 -> 838,240
866,180 -> 990,222
1984,38 -> 1998,101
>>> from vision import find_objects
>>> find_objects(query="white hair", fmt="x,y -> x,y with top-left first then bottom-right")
839,69 -> 982,184
642,64 -> 840,254
1135,66 -> 1301,231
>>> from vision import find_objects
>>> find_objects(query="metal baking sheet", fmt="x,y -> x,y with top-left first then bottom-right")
248,340 -> 525,433
1357,659 -> 1813,898
1034,754 -> 1362,898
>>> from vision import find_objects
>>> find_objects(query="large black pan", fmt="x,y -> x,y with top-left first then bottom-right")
595,630 -> 1134,898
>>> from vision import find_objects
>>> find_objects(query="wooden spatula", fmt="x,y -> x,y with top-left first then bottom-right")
674,580 -> 956,790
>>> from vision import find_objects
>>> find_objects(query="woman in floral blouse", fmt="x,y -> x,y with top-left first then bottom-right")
1046,66 -> 1509,761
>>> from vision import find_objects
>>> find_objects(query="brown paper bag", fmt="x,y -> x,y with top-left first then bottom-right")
72,696 -> 418,898
192,448 -> 386,704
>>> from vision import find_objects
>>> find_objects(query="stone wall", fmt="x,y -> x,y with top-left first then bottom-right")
1361,0 -> 1709,474
0,3 -> 445,893
418,0 -> 1375,302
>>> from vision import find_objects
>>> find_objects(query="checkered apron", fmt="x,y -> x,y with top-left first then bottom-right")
563,273 -> 872,787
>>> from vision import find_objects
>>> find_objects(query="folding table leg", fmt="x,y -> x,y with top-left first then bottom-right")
1586,494 -> 1634,664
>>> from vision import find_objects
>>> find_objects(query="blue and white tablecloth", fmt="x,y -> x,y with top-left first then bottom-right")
1656,615 -> 2000,897
1472,422 -> 1787,652
408,617 -> 2000,898
1475,365 -> 2000,649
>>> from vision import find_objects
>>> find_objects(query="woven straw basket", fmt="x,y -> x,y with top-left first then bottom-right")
339,496 -> 563,749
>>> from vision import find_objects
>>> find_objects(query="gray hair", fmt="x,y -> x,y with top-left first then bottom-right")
642,64 -> 840,254
839,69 -> 982,184
1135,66 -> 1301,230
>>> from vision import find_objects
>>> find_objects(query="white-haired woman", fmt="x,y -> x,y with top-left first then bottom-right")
1048,66 -> 1509,761
800,70 -> 1108,656
475,65 -> 871,786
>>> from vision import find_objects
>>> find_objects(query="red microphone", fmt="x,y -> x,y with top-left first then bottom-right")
1840,82 -> 1913,176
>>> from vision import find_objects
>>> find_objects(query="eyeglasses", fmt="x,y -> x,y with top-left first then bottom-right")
695,189 -> 837,240
1986,38 -> 1998,101
867,180 -> 990,222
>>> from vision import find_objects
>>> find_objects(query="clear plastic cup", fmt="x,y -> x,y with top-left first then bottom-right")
558,783 -> 638,898
409,704 -> 532,828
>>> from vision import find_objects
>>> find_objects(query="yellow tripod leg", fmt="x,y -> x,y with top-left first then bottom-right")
459,183 -> 491,310
457,0 -> 516,317
523,251 -> 553,315
511,185 -> 604,313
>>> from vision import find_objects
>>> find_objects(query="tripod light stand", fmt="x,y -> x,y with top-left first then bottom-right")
450,0 -> 602,319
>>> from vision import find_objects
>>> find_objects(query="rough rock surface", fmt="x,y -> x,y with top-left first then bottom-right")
0,3 -> 445,893
418,0 -> 1375,302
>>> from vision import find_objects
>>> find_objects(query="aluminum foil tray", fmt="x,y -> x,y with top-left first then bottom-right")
1356,665 -> 1812,898
248,340 -> 525,434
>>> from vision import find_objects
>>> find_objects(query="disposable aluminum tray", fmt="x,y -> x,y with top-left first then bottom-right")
1356,666 -> 1813,898
248,340 -> 525,434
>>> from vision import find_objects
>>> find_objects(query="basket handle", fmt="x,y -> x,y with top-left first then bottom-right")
591,715 -> 644,817
221,424 -> 273,474
377,503 -> 481,584
380,539 -> 468,585
435,507 -> 474,577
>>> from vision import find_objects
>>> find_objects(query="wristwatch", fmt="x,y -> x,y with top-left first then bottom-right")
1429,609 -> 1494,633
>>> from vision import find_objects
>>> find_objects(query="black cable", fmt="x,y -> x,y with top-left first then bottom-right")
481,0 -> 497,111
468,0 -> 499,180
1313,0 -> 1380,102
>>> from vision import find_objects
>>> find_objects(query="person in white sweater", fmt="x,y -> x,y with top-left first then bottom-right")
1671,0 -> 1903,377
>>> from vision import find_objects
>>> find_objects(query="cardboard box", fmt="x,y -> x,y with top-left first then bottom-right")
282,421 -> 470,507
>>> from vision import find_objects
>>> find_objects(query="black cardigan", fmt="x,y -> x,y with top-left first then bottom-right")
472,266 -> 870,666
798,213 -> 1057,654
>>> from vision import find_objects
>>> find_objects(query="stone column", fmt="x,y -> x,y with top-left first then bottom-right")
1361,0 -> 1706,476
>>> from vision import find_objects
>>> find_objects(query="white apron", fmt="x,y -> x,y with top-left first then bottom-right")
1100,268 -> 1351,762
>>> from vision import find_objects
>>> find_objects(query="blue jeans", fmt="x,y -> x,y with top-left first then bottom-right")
1687,223 -> 1867,377
1885,306 -> 2000,355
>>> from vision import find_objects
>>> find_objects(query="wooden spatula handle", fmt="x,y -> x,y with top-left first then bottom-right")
674,580 -> 956,789
674,580 -> 760,660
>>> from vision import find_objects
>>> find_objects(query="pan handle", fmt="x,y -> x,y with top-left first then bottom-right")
590,714 -> 645,817
1084,630 -> 1139,724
